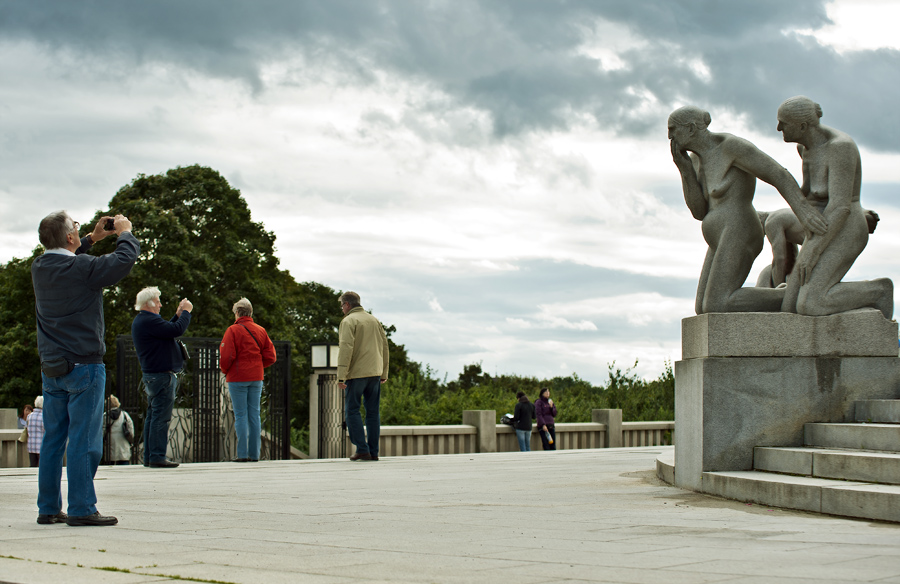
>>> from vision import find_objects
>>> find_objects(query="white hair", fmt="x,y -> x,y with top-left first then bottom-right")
233,297 -> 253,317
135,286 -> 161,311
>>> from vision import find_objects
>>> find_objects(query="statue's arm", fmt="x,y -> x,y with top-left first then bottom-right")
671,139 -> 706,220
766,221 -> 791,285
727,138 -> 827,236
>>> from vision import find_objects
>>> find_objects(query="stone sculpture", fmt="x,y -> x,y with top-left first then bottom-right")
775,96 -> 893,319
668,106 -> 827,314
756,207 -> 880,289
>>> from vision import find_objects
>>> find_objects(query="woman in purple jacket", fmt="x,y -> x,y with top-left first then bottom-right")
535,387 -> 557,450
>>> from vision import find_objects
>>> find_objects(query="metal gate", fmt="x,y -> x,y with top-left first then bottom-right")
106,335 -> 292,464
317,373 -> 346,458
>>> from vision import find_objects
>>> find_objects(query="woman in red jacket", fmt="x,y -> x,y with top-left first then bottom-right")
219,298 -> 277,462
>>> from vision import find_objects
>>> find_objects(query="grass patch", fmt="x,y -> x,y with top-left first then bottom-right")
3,555 -> 237,584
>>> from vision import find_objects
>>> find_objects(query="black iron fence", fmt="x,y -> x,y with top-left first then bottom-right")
104,335 -> 292,464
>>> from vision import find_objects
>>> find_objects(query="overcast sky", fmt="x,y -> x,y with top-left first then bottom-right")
2,0 -> 899,384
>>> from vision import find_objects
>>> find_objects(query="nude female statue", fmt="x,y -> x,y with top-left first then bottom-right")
668,106 -> 828,314
776,96 -> 893,319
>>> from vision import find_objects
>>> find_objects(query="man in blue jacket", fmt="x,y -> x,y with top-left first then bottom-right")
32,211 -> 139,527
132,286 -> 193,468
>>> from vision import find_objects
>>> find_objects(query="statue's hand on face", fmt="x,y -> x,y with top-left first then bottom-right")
670,138 -> 693,172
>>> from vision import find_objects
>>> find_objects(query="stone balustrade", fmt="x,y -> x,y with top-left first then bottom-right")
0,408 -> 674,467
341,410 -> 673,458
0,429 -> 28,468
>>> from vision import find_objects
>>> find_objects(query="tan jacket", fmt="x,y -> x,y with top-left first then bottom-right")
337,307 -> 390,382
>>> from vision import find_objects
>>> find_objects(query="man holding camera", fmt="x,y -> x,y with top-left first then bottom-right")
132,287 -> 193,468
32,212 -> 138,527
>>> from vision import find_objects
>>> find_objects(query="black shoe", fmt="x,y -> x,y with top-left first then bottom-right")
66,512 -> 118,527
149,460 -> 179,468
37,511 -> 68,525
233,458 -> 251,462
250,459 -> 258,462
349,452 -> 372,461
371,455 -> 379,461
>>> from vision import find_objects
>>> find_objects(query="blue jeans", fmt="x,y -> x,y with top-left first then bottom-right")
516,429 -> 531,452
228,380 -> 262,460
345,377 -> 381,457
142,371 -> 178,464
38,364 -> 105,517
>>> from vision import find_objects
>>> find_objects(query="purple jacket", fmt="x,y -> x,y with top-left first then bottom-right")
535,397 -> 557,427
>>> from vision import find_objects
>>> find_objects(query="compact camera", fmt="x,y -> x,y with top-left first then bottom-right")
105,218 -> 115,230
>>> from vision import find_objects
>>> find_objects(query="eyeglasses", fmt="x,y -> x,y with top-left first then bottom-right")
72,221 -> 80,232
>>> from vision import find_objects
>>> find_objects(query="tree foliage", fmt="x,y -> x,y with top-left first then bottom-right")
381,360 -> 674,425
87,165 -> 348,432
0,165 -> 347,434
0,250 -> 42,412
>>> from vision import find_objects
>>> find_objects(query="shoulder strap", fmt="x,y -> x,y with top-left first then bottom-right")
237,323 -> 263,351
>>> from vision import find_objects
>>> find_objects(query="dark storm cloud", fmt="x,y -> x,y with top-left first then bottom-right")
3,0 -> 898,150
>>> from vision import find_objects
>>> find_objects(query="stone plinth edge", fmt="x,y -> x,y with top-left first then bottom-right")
682,309 -> 898,359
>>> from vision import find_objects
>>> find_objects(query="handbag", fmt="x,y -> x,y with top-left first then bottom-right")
177,339 -> 190,361
17,427 -> 27,443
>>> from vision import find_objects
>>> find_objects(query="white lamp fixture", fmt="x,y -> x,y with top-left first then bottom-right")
311,343 -> 339,368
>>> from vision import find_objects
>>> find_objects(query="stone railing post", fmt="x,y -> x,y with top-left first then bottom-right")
593,409 -> 622,448
462,410 -> 496,453
0,408 -> 18,429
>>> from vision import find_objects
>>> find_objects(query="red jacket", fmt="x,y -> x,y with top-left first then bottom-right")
219,317 -> 277,382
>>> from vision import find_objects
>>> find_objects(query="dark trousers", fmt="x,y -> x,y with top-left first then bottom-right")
344,376 -> 381,457
539,425 -> 556,450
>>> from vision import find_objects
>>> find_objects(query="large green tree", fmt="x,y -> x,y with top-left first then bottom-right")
90,164 -> 289,342
0,251 -> 42,412
0,165 -> 348,442
88,165 -> 346,437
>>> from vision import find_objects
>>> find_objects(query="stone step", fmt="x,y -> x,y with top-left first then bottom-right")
754,446 -> 900,485
855,400 -> 900,424
703,469 -> 900,523
804,422 -> 900,452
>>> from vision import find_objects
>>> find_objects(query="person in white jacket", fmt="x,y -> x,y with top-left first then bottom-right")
105,395 -> 134,465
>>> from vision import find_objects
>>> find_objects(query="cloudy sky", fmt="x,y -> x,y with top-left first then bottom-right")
2,0 -> 899,384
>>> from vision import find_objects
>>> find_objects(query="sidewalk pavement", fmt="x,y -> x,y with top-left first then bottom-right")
1,446 -> 899,584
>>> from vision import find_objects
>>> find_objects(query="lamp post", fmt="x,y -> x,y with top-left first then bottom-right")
309,343 -> 344,459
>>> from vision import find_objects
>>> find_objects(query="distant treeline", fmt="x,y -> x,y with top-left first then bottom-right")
380,361 -> 675,425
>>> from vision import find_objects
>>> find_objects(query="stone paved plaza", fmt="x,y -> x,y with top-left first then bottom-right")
2,446 -> 900,584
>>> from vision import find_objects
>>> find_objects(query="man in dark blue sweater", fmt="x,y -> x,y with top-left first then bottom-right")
132,286 -> 193,468
32,211 -> 139,527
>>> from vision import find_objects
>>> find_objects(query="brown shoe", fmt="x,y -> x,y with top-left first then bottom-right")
37,511 -> 68,525
66,512 -> 118,527
349,452 -> 372,461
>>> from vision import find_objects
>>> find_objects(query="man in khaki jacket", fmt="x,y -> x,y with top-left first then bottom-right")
337,291 -> 389,461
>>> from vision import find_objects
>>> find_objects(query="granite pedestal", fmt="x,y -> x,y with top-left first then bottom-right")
674,309 -> 900,491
